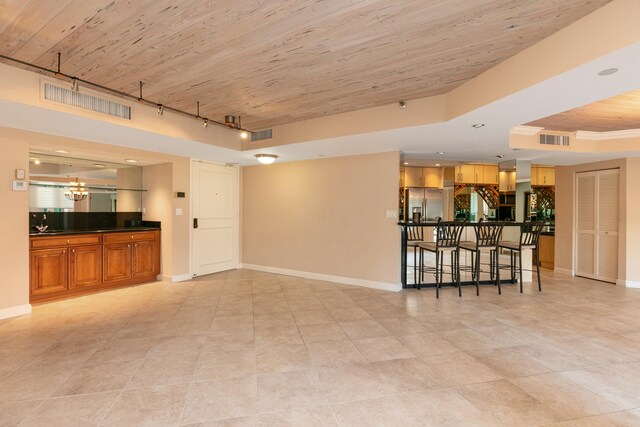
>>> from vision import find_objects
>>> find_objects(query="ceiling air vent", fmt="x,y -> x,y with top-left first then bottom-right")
251,129 -> 273,141
539,133 -> 569,146
43,82 -> 131,120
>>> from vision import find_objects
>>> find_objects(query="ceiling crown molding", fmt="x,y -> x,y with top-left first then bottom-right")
576,129 -> 640,141
510,126 -> 544,136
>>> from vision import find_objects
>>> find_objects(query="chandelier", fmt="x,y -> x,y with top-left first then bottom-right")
64,178 -> 88,202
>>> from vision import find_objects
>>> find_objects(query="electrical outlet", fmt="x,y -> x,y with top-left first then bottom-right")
386,209 -> 397,219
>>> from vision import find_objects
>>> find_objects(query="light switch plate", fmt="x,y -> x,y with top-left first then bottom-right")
385,209 -> 397,219
176,208 -> 183,216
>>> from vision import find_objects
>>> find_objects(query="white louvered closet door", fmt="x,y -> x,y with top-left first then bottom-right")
575,169 -> 619,283
596,170 -> 619,282
576,173 -> 596,278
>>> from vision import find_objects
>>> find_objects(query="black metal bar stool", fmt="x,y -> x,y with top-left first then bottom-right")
498,221 -> 544,293
417,221 -> 466,298
406,225 -> 424,286
459,220 -> 505,295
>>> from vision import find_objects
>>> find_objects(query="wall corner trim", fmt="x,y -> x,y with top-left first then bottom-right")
616,279 -> 640,288
0,304 -> 32,320
168,273 -> 192,283
241,264 -> 402,292
553,267 -> 574,276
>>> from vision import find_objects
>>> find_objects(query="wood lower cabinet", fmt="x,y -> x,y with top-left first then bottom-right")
103,243 -> 133,283
69,245 -> 102,289
30,248 -> 68,296
30,230 -> 160,302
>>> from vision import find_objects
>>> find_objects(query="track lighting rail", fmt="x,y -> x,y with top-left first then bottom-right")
0,53 -> 253,136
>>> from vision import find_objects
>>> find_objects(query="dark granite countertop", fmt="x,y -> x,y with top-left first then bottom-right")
29,226 -> 160,237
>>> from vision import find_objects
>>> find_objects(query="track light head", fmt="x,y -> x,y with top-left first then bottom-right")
157,104 -> 164,115
202,118 -> 208,128
70,78 -> 79,92
240,131 -> 249,139
224,115 -> 237,127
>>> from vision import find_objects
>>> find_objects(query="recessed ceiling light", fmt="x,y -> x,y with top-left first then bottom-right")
125,159 -> 138,163
435,163 -> 441,166
93,164 -> 105,168
496,154 -> 504,159
404,162 -> 409,165
598,68 -> 618,76
33,159 -> 41,165
436,152 -> 444,156
53,149 -> 69,153
472,123 -> 485,128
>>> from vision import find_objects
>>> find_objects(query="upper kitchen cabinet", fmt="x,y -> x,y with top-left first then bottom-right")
455,164 -> 498,185
402,167 -> 443,188
531,166 -> 555,186
499,170 -> 517,192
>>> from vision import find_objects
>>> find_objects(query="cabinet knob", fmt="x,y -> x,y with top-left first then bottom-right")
62,250 -> 66,254
128,244 -> 131,247
67,240 -> 70,244
71,249 -> 75,253
131,235 -> 134,239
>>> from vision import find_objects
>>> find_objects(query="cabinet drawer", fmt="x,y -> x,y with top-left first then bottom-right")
31,234 -> 102,249
103,231 -> 157,244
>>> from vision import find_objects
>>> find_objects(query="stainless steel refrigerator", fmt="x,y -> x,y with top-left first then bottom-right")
405,188 -> 444,222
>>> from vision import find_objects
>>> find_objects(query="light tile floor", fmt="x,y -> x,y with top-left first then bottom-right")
2,269 -> 640,426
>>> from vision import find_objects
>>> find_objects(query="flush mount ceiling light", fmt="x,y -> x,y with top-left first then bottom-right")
53,149 -> 69,153
125,159 -> 138,163
472,123 -> 485,128
255,154 -> 278,165
496,154 -> 504,159
598,67 -> 618,76
93,164 -> 105,168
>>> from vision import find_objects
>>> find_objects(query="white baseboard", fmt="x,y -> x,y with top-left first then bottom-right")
616,279 -> 640,288
163,273 -> 192,283
554,267 -> 574,276
241,264 -> 402,292
0,304 -> 32,320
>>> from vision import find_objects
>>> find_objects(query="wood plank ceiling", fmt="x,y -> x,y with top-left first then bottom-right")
0,0 -> 611,129
525,90 -> 640,132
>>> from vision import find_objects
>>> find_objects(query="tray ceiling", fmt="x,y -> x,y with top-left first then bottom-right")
1,0 -> 611,129
525,89 -> 640,132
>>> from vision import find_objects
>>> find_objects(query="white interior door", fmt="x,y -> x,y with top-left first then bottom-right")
191,160 -> 239,276
575,169 -> 619,283
596,169 -> 619,282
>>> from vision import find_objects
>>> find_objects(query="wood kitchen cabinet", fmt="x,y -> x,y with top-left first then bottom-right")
30,248 -> 68,296
402,167 -> 443,188
532,166 -> 555,186
499,170 -> 517,192
69,245 -> 102,289
29,230 -> 160,302
455,164 -> 498,184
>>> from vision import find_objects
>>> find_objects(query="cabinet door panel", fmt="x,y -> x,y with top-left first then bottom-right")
483,165 -> 499,184
403,167 -> 422,187
69,245 -> 102,289
133,240 -> 159,278
103,243 -> 132,283
30,249 -> 68,295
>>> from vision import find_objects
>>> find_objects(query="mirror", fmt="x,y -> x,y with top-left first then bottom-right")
29,153 -> 143,213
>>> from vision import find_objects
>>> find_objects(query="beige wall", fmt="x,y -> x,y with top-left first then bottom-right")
242,151 -> 401,287
171,158 -> 191,278
0,134 -> 30,316
555,158 -> 628,282
142,163 -> 174,276
117,167 -> 143,213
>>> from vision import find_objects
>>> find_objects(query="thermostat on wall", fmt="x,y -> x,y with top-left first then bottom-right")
176,192 -> 186,198
12,180 -> 27,191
